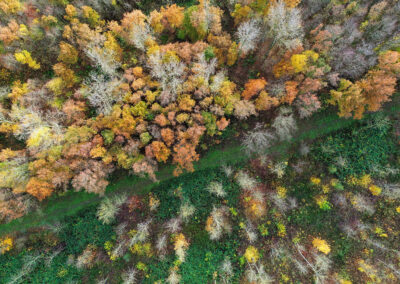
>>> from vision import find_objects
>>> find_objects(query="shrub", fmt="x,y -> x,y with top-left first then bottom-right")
60,206 -> 114,254
178,231 -> 242,283
0,250 -> 86,283
311,116 -> 397,180
153,168 -> 240,222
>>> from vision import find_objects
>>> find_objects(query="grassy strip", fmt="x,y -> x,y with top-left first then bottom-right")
1,100 -> 399,236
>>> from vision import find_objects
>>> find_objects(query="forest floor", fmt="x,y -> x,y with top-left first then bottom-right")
1,97 -> 399,237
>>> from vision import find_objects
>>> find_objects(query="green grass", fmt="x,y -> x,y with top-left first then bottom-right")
1,98 -> 400,237
311,114 -> 397,179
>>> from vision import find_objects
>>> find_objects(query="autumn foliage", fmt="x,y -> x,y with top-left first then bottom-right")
241,78 -> 267,100
0,1 -> 273,206
0,0 -> 399,220
330,51 -> 400,119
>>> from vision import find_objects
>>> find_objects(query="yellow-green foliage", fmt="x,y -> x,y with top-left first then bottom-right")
14,50 -> 41,69
244,246 -> 260,263
0,237 -> 13,254
291,50 -> 319,73
27,126 -> 51,148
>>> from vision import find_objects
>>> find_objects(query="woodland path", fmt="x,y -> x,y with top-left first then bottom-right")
1,98 -> 399,236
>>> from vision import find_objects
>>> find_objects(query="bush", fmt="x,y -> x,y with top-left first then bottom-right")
145,255 -> 175,284
145,230 -> 242,284
179,230 -> 242,283
60,206 -> 114,254
152,168 -> 240,222
311,115 -> 398,180
0,250 -> 84,283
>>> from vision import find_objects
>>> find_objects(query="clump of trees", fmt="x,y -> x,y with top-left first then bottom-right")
0,1 -> 263,206
0,0 -> 399,222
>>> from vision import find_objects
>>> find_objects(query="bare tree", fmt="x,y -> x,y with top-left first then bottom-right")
266,1 -> 304,50
272,107 -> 298,141
237,19 -> 262,54
242,124 -> 276,155
122,267 -> 138,284
148,50 -> 186,104
84,72 -> 122,115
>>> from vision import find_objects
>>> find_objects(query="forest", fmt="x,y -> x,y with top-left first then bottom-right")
0,0 -> 399,283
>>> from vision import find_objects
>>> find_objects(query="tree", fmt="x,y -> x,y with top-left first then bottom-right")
309,24 -> 333,53
282,0 -> 301,8
207,181 -> 226,197
26,126 -> 60,153
52,63 -> 79,89
255,91 -> 280,111
188,0 -> 223,39
241,187 -> 267,220
361,51 -> 400,111
273,46 -> 303,78
0,156 -> 29,194
0,192 -> 29,223
205,206 -> 232,240
266,0 -> 304,50
58,42 -> 79,65
149,10 -> 164,34
174,233 -> 189,262
160,4 -> 185,31
242,78 -> 267,100
71,160 -> 114,195
329,79 -> 365,119
236,19 -> 261,55
216,117 -> 230,131
283,81 -> 299,105
118,9 -> 153,51
299,77 -> 323,94
178,95 -> 196,112
14,50 -> 41,70
0,0 -> 22,14
245,262 -> 274,284
360,70 -> 396,112
132,157 -> 157,181
155,114 -> 169,127
121,268 -> 138,284
96,194 -> 127,224
231,4 -> 252,26
85,37 -> 121,76
150,141 -> 170,163
26,177 -> 54,201
227,42 -> 239,66
378,50 -> 400,74
8,80 -> 28,103
295,93 -> 321,118
312,238 -> 331,254
242,125 -> 276,155
0,20 -> 19,45
167,269 -> 181,284
244,246 -> 260,264
173,141 -> 199,176
62,99 -> 87,123
329,51 -> 400,119
76,245 -> 97,269
82,6 -> 103,28
161,128 -> 175,146
172,125 -> 205,175
83,72 -> 122,115
272,107 -> 297,141
148,49 -> 186,104
234,100 -> 257,120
